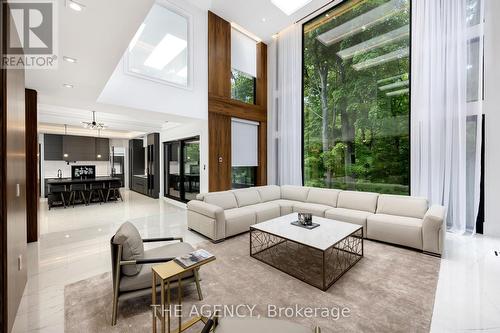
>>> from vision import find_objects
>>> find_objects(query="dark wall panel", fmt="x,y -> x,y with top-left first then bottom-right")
25,89 -> 38,243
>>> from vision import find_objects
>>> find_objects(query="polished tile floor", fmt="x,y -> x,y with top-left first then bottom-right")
11,190 -> 500,332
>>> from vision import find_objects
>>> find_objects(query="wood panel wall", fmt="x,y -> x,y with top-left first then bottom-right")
1,2 -> 6,330
25,89 -> 38,243
1,2 -> 28,331
208,11 -> 268,191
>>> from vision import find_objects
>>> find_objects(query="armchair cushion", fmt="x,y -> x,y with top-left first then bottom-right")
120,242 -> 195,292
113,222 -> 144,276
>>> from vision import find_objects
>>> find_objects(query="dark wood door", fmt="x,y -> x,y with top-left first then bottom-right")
209,113 -> 231,191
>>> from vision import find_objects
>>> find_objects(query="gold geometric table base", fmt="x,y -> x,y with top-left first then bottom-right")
250,226 -> 363,291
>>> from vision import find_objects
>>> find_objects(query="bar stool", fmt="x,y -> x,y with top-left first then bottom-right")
88,182 -> 105,205
68,183 -> 87,207
48,184 -> 67,210
106,180 -> 123,202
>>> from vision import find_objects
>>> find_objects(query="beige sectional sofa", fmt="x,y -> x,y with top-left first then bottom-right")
187,185 -> 446,255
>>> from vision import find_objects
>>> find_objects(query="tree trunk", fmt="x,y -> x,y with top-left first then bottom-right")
318,65 -> 332,187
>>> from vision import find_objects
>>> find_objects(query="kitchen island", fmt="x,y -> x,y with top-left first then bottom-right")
45,176 -> 123,208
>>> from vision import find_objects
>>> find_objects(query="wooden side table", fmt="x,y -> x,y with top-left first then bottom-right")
152,257 -> 216,333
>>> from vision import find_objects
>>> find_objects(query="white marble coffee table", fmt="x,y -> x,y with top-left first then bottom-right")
250,213 -> 363,291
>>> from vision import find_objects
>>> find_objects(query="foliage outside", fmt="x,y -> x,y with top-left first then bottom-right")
231,69 -> 255,104
303,0 -> 410,195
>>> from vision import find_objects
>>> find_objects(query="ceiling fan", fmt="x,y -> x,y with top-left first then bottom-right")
81,111 -> 107,130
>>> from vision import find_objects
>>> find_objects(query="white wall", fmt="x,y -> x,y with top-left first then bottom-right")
484,0 -> 500,236
159,121 -> 209,197
97,0 -> 208,121
44,161 -> 111,178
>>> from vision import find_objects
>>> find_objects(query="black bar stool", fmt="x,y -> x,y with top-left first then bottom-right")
68,183 -> 87,207
106,180 -> 123,202
48,184 -> 67,210
88,182 -> 105,205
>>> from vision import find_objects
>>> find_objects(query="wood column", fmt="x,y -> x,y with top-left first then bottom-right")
207,11 -> 268,191
25,89 -> 38,243
1,2 -> 28,331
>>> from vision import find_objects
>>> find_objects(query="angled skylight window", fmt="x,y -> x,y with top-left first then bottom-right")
317,0 -> 408,46
126,2 -> 190,88
379,79 -> 409,91
337,25 -> 409,60
352,47 -> 409,71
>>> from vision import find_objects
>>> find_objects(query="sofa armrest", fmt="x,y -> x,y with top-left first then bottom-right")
188,200 -> 224,219
422,205 -> 446,255
187,200 -> 226,241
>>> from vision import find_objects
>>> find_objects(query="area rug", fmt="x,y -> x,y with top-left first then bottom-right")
65,235 -> 440,333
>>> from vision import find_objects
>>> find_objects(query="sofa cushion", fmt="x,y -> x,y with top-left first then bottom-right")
204,191 -> 238,210
281,185 -> 309,202
377,194 -> 428,219
232,189 -> 262,207
120,242 -> 195,292
225,207 -> 256,237
337,191 -> 379,213
306,188 -> 341,207
293,202 -> 332,217
113,222 -> 144,276
272,199 -> 300,215
324,208 -> 372,237
251,202 -> 281,223
367,214 -> 423,250
255,185 -> 281,202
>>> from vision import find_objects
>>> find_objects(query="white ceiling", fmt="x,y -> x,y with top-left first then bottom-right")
194,0 -> 335,41
25,0 -> 190,136
26,0 -> 335,136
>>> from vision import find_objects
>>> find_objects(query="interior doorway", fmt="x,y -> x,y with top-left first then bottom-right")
164,136 -> 200,202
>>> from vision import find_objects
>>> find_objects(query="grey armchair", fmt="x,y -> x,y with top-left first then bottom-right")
110,222 -> 203,326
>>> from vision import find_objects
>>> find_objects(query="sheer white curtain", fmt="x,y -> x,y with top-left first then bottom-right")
411,0 -> 476,233
271,23 -> 302,186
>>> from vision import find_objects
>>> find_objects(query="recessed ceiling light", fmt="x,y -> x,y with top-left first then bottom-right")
271,0 -> 312,15
66,0 -> 85,12
63,56 -> 77,63
63,83 -> 74,88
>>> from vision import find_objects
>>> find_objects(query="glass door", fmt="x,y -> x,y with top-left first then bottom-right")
183,138 -> 200,201
165,141 -> 181,200
164,136 -> 200,202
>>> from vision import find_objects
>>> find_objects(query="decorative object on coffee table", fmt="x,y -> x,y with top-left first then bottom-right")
298,213 -> 313,226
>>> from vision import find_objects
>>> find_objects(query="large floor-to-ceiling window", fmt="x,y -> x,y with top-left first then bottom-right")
303,0 -> 410,195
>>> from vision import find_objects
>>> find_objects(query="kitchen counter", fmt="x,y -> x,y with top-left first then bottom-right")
46,176 -> 122,185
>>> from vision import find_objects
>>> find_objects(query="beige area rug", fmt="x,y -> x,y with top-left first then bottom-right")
65,235 -> 440,333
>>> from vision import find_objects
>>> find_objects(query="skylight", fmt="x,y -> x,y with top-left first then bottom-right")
317,0 -> 408,46
144,34 -> 187,70
352,47 -> 409,71
271,0 -> 312,16
337,25 -> 409,60
126,3 -> 190,88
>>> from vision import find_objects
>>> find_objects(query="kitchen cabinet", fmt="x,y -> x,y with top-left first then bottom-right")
43,134 -> 109,161
95,137 -> 110,161
43,134 -> 63,160
63,135 -> 95,161
129,134 -> 159,199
